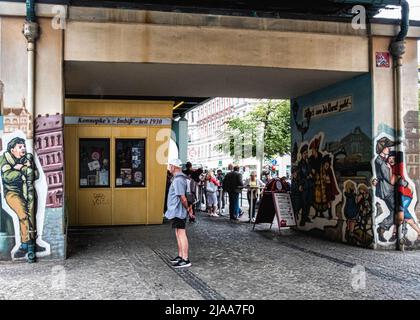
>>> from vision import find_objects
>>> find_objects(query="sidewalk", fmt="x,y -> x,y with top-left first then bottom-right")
0,211 -> 420,299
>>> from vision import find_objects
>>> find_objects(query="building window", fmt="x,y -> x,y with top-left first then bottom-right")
79,138 -> 110,188
115,139 -> 146,188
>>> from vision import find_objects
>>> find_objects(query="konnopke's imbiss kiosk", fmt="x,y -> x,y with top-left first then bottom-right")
64,99 -> 174,226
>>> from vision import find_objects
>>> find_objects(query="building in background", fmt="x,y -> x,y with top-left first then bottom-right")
186,98 -> 291,177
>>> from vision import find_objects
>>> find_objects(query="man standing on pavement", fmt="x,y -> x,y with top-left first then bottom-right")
216,169 -> 225,213
223,164 -> 244,222
165,159 -> 195,268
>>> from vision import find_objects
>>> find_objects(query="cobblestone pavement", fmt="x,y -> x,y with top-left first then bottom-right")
0,210 -> 420,300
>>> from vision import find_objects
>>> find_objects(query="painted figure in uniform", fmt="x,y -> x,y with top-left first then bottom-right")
0,137 -> 46,258
373,137 -> 397,243
297,144 -> 313,226
321,155 -> 339,220
309,137 -> 325,218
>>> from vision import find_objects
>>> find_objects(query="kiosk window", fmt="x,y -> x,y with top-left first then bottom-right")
115,139 -> 146,188
79,139 -> 110,188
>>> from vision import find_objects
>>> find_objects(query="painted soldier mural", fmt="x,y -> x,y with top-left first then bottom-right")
0,135 -> 47,259
294,134 -> 340,227
296,144 -> 313,226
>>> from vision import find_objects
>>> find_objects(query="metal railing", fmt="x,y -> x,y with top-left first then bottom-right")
195,184 -> 264,222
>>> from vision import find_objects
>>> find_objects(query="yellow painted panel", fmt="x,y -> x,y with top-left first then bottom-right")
147,127 -> 170,224
64,126 -> 78,226
78,189 -> 112,225
113,189 -> 147,224
65,99 -> 174,117
77,126 -> 112,138
112,126 -> 147,138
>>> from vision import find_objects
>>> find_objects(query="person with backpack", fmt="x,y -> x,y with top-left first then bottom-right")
165,159 -> 195,268
205,171 -> 220,217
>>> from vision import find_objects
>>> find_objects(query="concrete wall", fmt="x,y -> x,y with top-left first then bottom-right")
371,37 -> 420,250
0,17 -> 66,261
64,21 -> 369,73
291,74 -> 374,248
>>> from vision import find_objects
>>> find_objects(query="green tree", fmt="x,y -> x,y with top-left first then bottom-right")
217,100 -> 291,161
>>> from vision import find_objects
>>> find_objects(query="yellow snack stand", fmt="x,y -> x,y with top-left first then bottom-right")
64,99 -> 174,226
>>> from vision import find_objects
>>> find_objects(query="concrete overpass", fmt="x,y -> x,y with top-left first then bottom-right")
0,0 -> 419,262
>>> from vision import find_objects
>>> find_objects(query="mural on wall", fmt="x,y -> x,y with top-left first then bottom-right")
403,111 -> 420,219
0,131 -> 51,259
293,133 -> 341,226
372,131 -> 420,248
291,74 -> 374,248
342,180 -> 373,246
35,114 -> 64,208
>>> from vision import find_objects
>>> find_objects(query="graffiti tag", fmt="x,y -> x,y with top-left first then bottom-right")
92,193 -> 108,206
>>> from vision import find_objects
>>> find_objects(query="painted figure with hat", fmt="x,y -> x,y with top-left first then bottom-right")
321,154 -> 339,220
372,136 -> 398,242
297,143 -> 313,226
0,136 -> 46,259
309,136 -> 326,218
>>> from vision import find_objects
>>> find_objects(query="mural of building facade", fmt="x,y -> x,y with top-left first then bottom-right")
35,114 -> 64,208
404,111 -> 420,219
3,99 -> 33,139
291,74 -> 374,248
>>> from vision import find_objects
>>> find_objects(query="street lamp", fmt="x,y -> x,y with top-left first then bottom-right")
292,101 -> 312,142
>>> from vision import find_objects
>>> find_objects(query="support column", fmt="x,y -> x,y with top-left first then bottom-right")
172,115 -> 188,163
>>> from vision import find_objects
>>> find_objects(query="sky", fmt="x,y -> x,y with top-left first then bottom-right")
375,0 -> 420,20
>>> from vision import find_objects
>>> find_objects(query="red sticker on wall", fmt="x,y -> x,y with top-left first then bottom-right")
376,52 -> 390,68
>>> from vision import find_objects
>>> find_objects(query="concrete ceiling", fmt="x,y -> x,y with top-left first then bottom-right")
65,61 -> 364,102
10,0 -> 398,19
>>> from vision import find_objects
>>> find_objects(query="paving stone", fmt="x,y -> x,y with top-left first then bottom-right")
0,211 -> 419,299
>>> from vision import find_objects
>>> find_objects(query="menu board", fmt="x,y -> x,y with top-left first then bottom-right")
272,193 -> 296,227
115,139 -> 146,188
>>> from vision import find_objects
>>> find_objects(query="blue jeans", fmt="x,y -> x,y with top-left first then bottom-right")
228,192 -> 240,219
402,195 -> 413,220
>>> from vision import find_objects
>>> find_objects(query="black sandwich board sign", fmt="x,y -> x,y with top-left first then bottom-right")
253,191 -> 296,231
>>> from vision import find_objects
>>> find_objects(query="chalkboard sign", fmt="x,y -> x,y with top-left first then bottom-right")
272,193 -> 296,227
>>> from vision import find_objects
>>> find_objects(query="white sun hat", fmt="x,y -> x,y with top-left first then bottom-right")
168,158 -> 183,168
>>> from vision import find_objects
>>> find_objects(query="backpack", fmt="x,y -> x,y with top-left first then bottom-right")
206,180 -> 217,193
174,174 -> 197,204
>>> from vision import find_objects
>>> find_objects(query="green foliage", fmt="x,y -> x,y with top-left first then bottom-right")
217,100 -> 291,160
